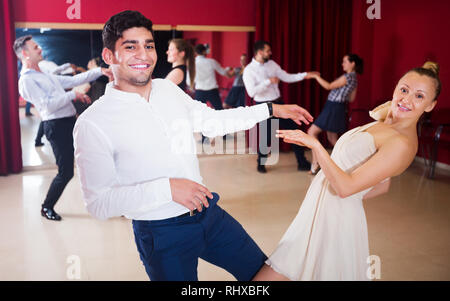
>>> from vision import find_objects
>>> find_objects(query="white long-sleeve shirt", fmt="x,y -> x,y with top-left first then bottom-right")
243,58 -> 307,102
194,55 -> 228,90
73,79 -> 270,221
18,67 -> 102,121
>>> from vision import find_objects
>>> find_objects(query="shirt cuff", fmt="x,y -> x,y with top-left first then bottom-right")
67,90 -> 77,101
298,72 -> 307,80
255,103 -> 271,120
94,67 -> 103,76
142,177 -> 173,208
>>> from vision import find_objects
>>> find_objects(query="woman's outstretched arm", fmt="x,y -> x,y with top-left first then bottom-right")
314,74 -> 347,90
276,129 -> 415,198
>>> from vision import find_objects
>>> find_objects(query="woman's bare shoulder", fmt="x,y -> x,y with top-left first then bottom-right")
367,122 -> 417,155
367,123 -> 417,176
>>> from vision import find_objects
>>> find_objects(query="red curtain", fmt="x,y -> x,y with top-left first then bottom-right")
255,0 -> 353,149
0,0 -> 22,175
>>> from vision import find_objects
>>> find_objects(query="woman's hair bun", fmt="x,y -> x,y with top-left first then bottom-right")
422,61 -> 440,76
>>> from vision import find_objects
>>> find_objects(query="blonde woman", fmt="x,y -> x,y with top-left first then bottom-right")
253,62 -> 441,281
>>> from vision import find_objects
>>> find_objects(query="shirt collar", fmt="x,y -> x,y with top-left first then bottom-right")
104,81 -> 149,103
251,58 -> 267,66
20,67 -> 38,76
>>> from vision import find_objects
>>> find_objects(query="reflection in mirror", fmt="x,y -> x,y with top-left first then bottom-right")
15,28 -> 183,168
15,27 -> 251,168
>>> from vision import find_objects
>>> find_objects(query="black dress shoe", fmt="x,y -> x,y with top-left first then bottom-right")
35,141 -> 44,147
25,112 -> 33,117
297,161 -> 312,171
257,164 -> 267,173
41,208 -> 62,221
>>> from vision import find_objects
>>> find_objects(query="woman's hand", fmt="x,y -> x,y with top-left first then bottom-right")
305,71 -> 320,79
101,67 -> 114,82
276,129 -> 320,150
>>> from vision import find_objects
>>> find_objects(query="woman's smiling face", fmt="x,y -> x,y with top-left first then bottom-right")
390,71 -> 437,120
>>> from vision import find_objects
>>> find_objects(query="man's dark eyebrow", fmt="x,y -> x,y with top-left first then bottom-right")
121,39 -> 155,45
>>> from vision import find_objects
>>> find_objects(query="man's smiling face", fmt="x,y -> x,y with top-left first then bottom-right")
104,26 -> 157,87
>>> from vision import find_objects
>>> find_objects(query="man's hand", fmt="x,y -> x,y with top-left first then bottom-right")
269,77 -> 280,84
272,104 -> 314,126
101,67 -> 114,82
169,178 -> 213,212
74,91 -> 92,104
305,71 -> 320,79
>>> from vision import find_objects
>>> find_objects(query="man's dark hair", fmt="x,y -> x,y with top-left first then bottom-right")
253,40 -> 270,55
195,44 -> 207,55
102,10 -> 154,51
13,35 -> 32,59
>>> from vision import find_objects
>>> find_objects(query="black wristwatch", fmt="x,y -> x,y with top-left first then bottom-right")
267,102 -> 273,117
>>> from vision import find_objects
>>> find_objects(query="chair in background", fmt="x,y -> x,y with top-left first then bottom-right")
418,109 -> 450,178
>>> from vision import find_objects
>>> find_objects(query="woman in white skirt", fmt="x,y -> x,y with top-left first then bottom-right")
253,62 -> 441,281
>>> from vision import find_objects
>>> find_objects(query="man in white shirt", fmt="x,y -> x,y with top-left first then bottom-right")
243,40 -> 319,173
194,44 -> 232,143
25,61 -> 75,117
33,61 -> 77,146
14,35 -> 110,221
73,10 -> 313,281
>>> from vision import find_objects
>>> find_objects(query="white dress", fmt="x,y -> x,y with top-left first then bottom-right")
266,121 -> 379,280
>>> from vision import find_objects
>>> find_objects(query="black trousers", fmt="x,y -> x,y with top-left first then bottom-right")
256,99 -> 308,166
195,88 -> 224,142
42,116 -> 76,209
195,88 -> 224,110
35,121 -> 44,144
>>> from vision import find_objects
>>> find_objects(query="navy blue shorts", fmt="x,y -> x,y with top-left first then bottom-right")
132,193 -> 267,281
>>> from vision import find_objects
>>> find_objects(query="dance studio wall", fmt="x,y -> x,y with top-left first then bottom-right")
351,0 -> 450,165
13,0 -> 255,99
12,0 -> 256,27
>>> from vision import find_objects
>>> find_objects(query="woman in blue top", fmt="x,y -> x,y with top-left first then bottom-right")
308,54 -> 364,174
